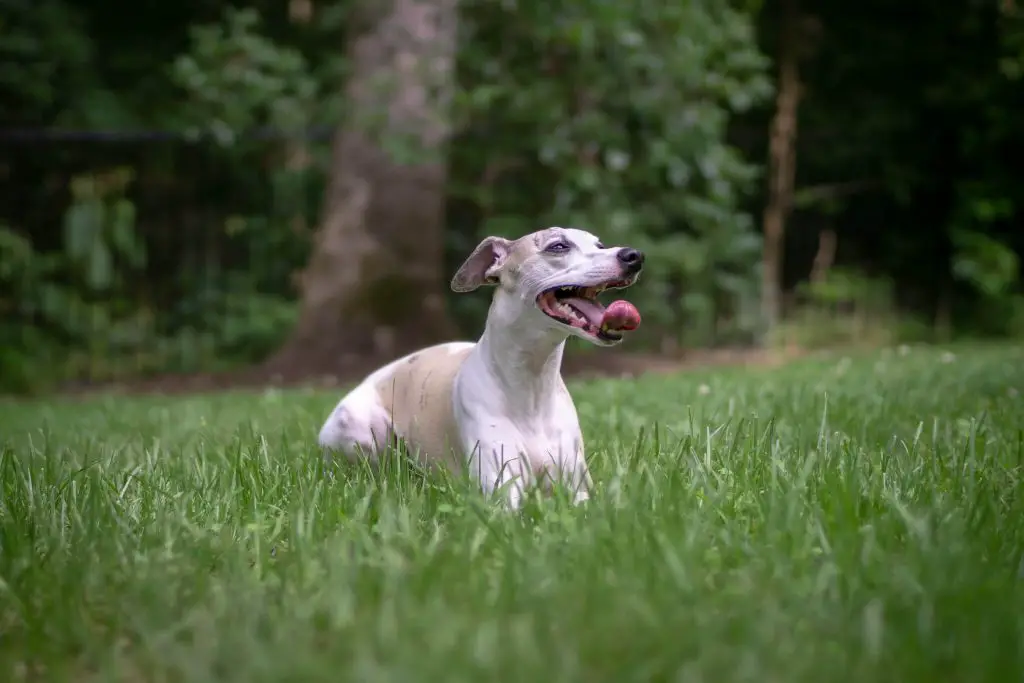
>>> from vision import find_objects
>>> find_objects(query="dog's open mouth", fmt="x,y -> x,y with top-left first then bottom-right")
536,278 -> 641,342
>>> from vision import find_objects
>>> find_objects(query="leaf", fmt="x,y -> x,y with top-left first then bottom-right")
62,200 -> 104,263
951,229 -> 1020,297
85,241 -> 114,292
715,271 -> 755,295
0,227 -> 34,278
109,200 -> 146,268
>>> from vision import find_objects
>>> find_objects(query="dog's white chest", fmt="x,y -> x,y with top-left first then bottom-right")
454,360 -> 584,478
510,412 -> 582,471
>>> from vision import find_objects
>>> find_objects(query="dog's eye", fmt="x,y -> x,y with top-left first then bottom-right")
545,241 -> 571,253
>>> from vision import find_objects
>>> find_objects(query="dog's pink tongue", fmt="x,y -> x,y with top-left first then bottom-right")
602,300 -> 641,331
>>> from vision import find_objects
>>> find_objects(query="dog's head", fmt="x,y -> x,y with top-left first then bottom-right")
451,227 -> 644,346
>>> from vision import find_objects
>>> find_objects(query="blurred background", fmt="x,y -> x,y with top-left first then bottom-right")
2,0 -> 1022,394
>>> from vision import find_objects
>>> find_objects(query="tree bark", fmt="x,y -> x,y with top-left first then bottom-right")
265,0 -> 459,379
761,0 -> 803,333
809,227 -> 837,286
286,0 -> 314,236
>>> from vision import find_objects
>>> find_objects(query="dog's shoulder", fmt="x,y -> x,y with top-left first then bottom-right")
371,342 -> 475,407
370,342 -> 476,467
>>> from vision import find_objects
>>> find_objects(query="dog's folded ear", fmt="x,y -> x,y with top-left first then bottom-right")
451,236 -> 512,292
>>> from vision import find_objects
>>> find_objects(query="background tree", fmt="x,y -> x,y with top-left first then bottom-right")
760,0 -> 804,332
264,0 -> 460,378
1,0 -> 1022,394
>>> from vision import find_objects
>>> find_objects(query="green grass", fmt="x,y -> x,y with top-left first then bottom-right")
2,344 -> 1023,682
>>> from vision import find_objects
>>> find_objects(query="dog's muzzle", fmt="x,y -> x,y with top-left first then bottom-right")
536,276 -> 642,343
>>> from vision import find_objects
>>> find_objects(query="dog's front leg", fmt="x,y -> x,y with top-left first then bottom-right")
454,380 -> 531,510
571,470 -> 593,505
465,440 -> 530,510
572,449 -> 595,506
548,449 -> 593,506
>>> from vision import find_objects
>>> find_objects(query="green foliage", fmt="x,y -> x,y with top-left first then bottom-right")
161,271 -> 298,374
772,268 -> 932,350
5,0 -> 773,393
170,7 -> 320,143
0,209 -> 298,392
0,228 -> 63,392
3,0 -> 1024,392
0,171 -> 152,392
998,2 -> 1024,80
786,0 -> 1023,342
0,0 -> 97,124
800,268 -> 894,309
0,168 -> 299,391
62,168 -> 146,292
951,229 -> 1019,299
451,0 -> 773,345
950,184 -> 1022,338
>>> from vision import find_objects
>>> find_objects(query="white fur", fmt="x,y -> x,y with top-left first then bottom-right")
318,227 -> 643,509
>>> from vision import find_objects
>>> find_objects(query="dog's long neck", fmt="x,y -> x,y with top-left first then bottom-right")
475,291 -> 568,416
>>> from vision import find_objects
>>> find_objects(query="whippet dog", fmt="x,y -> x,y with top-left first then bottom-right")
318,227 -> 644,509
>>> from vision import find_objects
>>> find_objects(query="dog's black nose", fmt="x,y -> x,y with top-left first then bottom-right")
617,247 -> 645,273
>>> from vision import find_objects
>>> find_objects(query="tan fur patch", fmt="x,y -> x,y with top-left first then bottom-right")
374,344 -> 474,471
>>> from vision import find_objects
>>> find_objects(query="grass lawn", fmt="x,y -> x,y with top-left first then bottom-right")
1,344 -> 1023,682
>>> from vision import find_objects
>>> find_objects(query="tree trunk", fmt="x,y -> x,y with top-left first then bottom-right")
265,0 -> 459,379
761,0 -> 803,333
286,0 -> 314,236
809,226 -> 837,286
